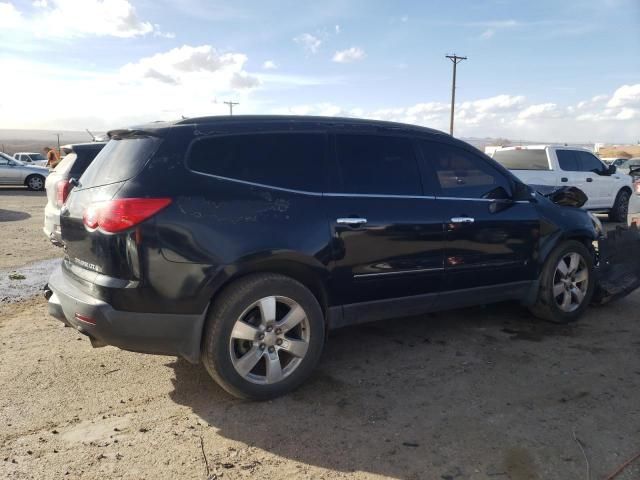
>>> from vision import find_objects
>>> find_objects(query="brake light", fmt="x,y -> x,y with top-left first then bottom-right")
634,181 -> 640,195
56,180 -> 71,207
83,198 -> 172,233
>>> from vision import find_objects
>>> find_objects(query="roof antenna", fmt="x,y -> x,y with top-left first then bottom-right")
86,129 -> 96,141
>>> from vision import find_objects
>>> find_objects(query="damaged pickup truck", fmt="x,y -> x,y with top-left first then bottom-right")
44,116 -> 640,399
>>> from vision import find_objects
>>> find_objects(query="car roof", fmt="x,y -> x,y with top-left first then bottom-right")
14,152 -> 40,155
112,115 -> 448,138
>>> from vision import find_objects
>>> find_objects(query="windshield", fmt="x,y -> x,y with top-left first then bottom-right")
492,149 -> 550,170
30,153 -> 46,161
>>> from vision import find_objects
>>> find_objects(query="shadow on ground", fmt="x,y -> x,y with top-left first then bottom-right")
0,208 -> 31,222
168,302 -> 586,479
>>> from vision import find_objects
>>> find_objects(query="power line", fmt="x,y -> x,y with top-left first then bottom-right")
445,54 -> 467,136
223,101 -> 239,116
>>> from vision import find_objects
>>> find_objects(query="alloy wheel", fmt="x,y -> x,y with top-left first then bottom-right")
552,252 -> 589,312
229,296 -> 310,385
29,176 -> 44,190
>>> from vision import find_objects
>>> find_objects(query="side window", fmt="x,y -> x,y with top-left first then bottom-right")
576,151 -> 605,173
0,157 -> 8,166
556,150 -> 579,171
421,141 -> 511,199
334,134 -> 422,195
188,133 -> 326,192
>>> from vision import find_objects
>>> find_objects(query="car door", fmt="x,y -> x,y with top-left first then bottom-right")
575,150 -> 618,208
325,131 -> 444,316
418,139 -> 539,295
555,149 -> 598,208
0,156 -> 12,182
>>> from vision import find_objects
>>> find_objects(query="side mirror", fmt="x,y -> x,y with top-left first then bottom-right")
607,164 -> 617,175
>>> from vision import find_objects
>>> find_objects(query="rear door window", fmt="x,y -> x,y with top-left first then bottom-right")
492,149 -> 550,170
188,133 -> 326,192
333,134 -> 422,195
421,141 -> 511,199
69,148 -> 104,176
79,137 -> 161,188
556,150 -> 580,171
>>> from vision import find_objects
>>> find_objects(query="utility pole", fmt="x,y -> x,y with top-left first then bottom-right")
53,133 -> 62,154
223,101 -> 239,116
445,54 -> 467,136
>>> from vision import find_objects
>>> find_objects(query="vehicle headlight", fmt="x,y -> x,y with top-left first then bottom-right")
588,211 -> 604,236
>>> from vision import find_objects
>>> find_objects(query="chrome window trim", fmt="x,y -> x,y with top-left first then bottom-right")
354,267 -> 444,278
188,171 -> 532,204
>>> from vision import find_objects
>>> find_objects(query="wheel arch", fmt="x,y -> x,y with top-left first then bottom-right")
24,173 -> 45,186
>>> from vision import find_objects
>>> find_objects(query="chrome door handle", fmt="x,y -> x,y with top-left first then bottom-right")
450,217 -> 474,223
337,217 -> 367,225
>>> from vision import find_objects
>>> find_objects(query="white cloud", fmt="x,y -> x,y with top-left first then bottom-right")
0,2 -> 23,26
335,24 -> 341,34
2,0 -> 155,38
294,33 -> 322,54
607,83 -> 640,108
262,60 -> 277,70
480,28 -> 495,39
332,47 -> 366,63
275,85 -> 640,143
517,103 -> 558,119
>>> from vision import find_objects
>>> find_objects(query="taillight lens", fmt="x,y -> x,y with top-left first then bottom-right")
82,198 -> 172,233
56,180 -> 71,207
634,180 -> 640,195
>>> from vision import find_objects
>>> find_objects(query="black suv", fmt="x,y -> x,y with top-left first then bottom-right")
46,116 -> 600,399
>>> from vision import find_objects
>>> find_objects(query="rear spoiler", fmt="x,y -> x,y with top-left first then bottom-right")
107,129 -> 164,140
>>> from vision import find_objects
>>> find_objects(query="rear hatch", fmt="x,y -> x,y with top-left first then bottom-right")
61,134 -> 164,283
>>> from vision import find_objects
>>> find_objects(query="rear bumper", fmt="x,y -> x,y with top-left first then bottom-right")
43,203 -> 63,246
46,265 -> 206,363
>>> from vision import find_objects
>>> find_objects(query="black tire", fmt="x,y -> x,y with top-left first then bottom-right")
201,273 -> 325,400
529,240 -> 595,324
609,189 -> 630,223
25,174 -> 45,191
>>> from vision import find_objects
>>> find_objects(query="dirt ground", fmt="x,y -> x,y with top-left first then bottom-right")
1,191 -> 639,480
0,187 -> 61,270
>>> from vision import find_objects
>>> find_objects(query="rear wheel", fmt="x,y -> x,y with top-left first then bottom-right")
609,189 -> 630,223
201,273 -> 325,400
529,240 -> 595,323
25,174 -> 45,191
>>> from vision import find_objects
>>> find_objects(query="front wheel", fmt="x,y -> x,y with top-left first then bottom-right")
201,273 -> 325,400
529,240 -> 595,323
609,189 -> 630,223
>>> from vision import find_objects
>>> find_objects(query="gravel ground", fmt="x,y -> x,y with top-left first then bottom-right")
1,190 -> 639,480
0,187 -> 61,270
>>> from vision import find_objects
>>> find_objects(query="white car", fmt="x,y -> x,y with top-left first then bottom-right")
493,145 -> 633,222
13,152 -> 48,167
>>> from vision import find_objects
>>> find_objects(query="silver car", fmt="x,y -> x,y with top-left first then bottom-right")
0,152 -> 50,190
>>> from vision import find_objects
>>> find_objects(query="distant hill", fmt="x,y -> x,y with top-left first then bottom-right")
0,129 -> 104,155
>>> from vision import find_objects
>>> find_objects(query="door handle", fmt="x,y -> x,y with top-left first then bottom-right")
561,177 -> 568,182
586,178 -> 593,182
450,217 -> 475,223
336,217 -> 367,226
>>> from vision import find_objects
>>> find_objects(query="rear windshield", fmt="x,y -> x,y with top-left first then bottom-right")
79,136 -> 161,188
493,149 -> 550,170
53,153 -> 77,175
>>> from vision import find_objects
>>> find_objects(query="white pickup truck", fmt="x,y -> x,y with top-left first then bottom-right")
493,145 -> 633,222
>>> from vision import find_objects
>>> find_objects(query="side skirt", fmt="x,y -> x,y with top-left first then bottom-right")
327,281 -> 534,329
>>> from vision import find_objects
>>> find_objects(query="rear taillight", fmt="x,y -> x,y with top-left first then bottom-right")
56,180 -> 71,207
634,181 -> 640,195
83,198 -> 172,233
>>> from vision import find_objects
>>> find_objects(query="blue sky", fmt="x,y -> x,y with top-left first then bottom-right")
0,0 -> 639,142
